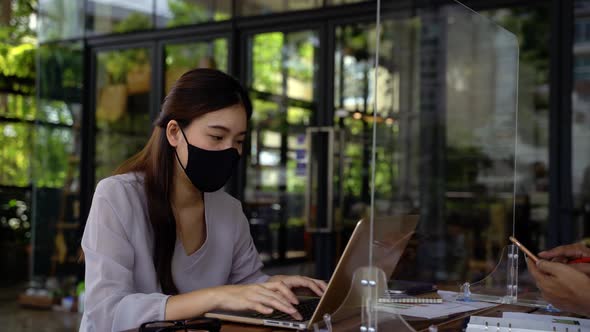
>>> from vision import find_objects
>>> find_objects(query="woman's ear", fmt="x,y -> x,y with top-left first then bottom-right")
166,120 -> 182,147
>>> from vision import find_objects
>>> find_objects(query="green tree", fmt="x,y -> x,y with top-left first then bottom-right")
0,0 -> 37,94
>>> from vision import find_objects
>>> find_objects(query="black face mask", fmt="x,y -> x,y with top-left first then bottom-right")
174,127 -> 240,192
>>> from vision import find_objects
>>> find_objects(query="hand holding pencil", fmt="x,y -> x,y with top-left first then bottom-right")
538,241 -> 590,275
522,240 -> 590,316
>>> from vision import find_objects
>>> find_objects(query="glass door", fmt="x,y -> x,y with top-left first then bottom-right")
244,30 -> 319,264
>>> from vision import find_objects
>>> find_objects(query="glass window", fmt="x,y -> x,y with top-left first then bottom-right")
245,30 -> 318,263
573,0 -> 590,241
86,0 -> 154,36
164,38 -> 228,93
94,48 -> 152,183
251,31 -> 316,101
155,0 -> 231,28
38,0 -> 84,42
237,0 -> 321,16
38,43 -> 83,125
32,42 -> 83,277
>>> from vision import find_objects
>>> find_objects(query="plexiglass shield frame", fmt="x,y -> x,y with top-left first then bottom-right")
307,1 -> 548,331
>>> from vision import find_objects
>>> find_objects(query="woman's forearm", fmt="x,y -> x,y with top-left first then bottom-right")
165,287 -> 221,321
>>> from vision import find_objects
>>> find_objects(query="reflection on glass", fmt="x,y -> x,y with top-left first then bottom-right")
335,6 -> 541,291
155,0 -> 231,27
38,44 -> 83,125
326,0 -> 369,5
38,0 -> 84,42
573,0 -> 590,240
32,42 -> 84,277
95,48 -> 152,184
334,20 -> 416,239
238,0 -> 320,16
246,30 -> 317,263
481,7 -> 550,256
164,39 -> 228,93
251,32 -> 316,101
86,0 -> 153,36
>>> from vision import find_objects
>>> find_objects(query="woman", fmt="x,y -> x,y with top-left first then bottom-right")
81,68 -> 327,331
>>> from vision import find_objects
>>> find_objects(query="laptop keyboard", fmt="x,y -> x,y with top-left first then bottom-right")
250,297 -> 320,321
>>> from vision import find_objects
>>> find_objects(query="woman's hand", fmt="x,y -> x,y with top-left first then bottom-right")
526,258 -> 590,317
213,281 -> 303,320
166,276 -> 327,321
268,275 -> 328,297
538,242 -> 590,275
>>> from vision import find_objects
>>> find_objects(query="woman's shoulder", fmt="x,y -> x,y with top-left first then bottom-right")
94,172 -> 145,203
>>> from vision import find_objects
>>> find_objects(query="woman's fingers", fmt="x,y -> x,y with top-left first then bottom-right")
297,277 -> 324,296
571,263 -> 590,275
253,303 -> 273,315
526,257 -> 549,284
256,291 -> 302,320
310,278 -> 328,292
539,243 -> 589,260
259,286 -> 296,310
263,281 -> 299,304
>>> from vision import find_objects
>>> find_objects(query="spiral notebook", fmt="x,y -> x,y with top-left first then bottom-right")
378,291 -> 443,304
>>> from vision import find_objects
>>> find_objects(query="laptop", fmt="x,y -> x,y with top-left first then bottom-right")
205,215 -> 419,330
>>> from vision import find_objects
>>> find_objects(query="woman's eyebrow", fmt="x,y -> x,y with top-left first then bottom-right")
208,125 -> 246,136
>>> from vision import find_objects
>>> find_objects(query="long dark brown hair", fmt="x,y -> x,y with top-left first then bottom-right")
115,68 -> 252,295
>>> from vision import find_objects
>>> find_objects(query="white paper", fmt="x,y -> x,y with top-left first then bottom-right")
375,290 -> 497,319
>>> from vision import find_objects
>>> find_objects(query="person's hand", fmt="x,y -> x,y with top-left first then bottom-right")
526,258 -> 590,317
213,282 -> 303,320
538,242 -> 590,275
268,275 -> 328,297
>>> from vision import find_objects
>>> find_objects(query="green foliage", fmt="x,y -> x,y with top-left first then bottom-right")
166,0 -> 210,27
492,8 -> 550,87
0,0 -> 37,42
446,145 -> 492,191
213,39 -> 228,72
0,0 -> 37,93
0,93 -> 36,120
0,41 -> 35,94
484,8 -> 550,148
0,1 -> 79,191
0,197 -> 31,245
113,12 -> 152,34
100,48 -> 149,84
287,36 -> 314,83
32,126 -> 72,187
252,32 -> 283,94
0,43 -> 35,78
251,31 -> 316,99
38,43 -> 83,104
0,122 -> 32,186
